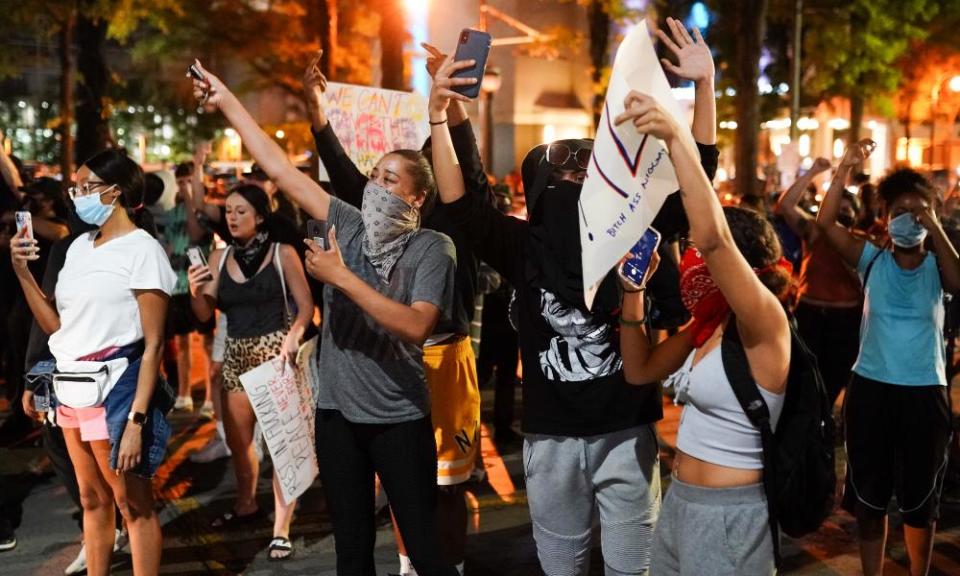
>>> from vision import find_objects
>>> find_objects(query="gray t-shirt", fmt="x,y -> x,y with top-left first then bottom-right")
318,197 -> 456,423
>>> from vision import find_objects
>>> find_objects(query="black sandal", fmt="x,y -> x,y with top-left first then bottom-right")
268,536 -> 293,561
210,508 -> 262,529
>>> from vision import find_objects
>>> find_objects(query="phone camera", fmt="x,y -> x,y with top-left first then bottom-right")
460,32 -> 468,43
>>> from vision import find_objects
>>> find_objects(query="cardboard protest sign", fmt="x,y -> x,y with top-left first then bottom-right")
580,21 -> 688,309
320,83 -> 430,178
240,358 -> 318,505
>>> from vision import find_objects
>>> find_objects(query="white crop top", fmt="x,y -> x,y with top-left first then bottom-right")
666,346 -> 785,470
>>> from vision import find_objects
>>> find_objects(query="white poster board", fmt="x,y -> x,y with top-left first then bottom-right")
319,82 -> 430,180
239,357 -> 318,505
580,21 -> 687,309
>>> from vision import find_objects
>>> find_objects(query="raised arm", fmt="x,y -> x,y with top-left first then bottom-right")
303,52 -> 368,207
9,228 -> 60,334
192,61 -> 330,221
815,140 -> 874,268
615,92 -> 789,381
0,130 -> 24,202
917,203 -> 960,294
428,55 -> 476,205
775,157 -> 831,241
656,17 -> 715,145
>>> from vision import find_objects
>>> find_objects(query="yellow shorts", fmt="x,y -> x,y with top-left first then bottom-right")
424,336 -> 481,486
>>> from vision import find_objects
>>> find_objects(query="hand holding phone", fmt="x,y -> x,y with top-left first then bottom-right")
618,228 -> 662,290
187,62 -> 210,108
450,29 -> 492,99
187,246 -> 213,281
15,211 -> 33,242
307,219 -> 327,251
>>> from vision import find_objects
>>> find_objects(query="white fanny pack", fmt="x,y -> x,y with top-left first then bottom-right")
53,358 -> 130,409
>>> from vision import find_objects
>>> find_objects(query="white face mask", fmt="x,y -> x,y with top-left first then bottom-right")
360,181 -> 420,281
73,186 -> 118,227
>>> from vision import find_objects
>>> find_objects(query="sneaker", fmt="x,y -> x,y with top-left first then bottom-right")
190,434 -> 231,463
173,396 -> 194,412
113,528 -> 128,552
198,401 -> 215,420
64,543 -> 85,574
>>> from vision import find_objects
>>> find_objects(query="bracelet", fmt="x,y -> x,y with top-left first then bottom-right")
429,117 -> 448,126
619,317 -> 646,327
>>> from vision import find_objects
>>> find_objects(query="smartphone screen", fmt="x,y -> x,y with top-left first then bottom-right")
15,211 -> 33,241
620,227 -> 662,287
451,29 -> 492,99
307,219 -> 327,250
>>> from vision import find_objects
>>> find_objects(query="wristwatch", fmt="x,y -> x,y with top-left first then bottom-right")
127,411 -> 148,426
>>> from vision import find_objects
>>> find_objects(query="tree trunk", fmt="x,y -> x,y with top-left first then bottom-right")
75,14 -> 111,163
305,0 -> 337,78
588,0 -> 610,128
849,92 -> 864,146
734,0 -> 769,199
59,12 -> 76,178
379,0 -> 406,90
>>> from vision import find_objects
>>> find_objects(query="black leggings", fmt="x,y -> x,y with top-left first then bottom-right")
316,409 -> 457,576
794,301 -> 862,405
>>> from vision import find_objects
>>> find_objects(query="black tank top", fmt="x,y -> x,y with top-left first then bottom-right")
217,251 -> 286,338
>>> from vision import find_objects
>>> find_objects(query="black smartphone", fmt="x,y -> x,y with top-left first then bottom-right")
187,64 -> 206,82
307,219 -> 327,250
450,29 -> 492,99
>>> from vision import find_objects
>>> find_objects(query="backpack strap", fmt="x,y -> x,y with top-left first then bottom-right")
273,243 -> 292,328
720,319 -> 782,567
862,243 -> 885,288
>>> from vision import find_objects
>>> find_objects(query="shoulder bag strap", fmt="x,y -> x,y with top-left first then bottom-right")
862,242 -> 886,288
273,243 -> 292,328
720,318 -> 781,567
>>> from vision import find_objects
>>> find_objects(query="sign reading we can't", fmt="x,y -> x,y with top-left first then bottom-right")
321,82 -> 430,175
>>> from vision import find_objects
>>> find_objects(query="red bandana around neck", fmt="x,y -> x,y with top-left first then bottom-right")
679,247 -> 793,347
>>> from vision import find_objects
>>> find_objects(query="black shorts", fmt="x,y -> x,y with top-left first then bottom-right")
842,373 -> 952,527
166,293 -> 216,337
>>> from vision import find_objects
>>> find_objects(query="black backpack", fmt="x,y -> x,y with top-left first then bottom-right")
721,316 -> 837,567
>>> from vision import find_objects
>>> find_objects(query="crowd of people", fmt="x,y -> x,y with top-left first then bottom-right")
0,15 -> 959,576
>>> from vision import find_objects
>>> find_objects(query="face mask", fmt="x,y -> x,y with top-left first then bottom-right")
73,187 -> 117,227
361,180 -> 420,281
679,247 -> 731,347
888,212 -> 927,248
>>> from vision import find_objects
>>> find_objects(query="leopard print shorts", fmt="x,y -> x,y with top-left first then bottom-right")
221,330 -> 286,393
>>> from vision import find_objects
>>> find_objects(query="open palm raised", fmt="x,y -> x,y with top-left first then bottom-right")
655,17 -> 714,83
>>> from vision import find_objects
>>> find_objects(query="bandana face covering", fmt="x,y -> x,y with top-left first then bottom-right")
361,180 -> 420,281
232,230 -> 271,279
679,247 -> 730,348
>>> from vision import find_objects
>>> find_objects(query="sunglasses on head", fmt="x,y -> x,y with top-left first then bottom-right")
546,142 -> 592,170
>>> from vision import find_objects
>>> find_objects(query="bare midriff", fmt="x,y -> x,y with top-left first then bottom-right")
674,449 -> 762,488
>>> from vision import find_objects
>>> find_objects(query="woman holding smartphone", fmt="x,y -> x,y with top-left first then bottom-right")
613,92 -> 792,575
10,148 -> 175,576
187,183 -> 313,560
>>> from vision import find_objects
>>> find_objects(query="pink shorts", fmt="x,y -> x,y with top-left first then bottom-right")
57,405 -> 109,442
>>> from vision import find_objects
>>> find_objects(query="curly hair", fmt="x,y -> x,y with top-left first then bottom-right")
723,206 -> 791,301
877,168 -> 935,208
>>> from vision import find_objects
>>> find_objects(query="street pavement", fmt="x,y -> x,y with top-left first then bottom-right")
3,382 -> 960,575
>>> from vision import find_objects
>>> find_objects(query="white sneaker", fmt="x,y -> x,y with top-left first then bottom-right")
190,434 -> 231,463
64,543 -> 86,575
173,396 -> 194,412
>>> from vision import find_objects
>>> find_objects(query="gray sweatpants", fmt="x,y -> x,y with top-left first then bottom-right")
523,424 -> 661,576
651,477 -> 775,576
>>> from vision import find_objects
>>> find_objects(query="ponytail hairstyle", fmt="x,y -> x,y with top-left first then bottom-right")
81,148 -> 157,236
723,206 -> 792,303
388,149 -> 437,218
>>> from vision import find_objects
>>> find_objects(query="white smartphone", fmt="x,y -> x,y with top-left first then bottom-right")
187,246 -> 213,281
15,211 -> 33,241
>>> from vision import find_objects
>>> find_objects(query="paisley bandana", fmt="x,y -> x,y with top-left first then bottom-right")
680,246 -> 793,347
361,181 -> 421,282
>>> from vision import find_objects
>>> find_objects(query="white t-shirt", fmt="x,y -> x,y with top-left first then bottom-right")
49,229 -> 177,362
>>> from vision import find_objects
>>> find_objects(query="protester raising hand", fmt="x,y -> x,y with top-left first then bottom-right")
428,55 -> 476,118
656,17 -> 714,82
422,42 -> 448,78
190,60 -> 227,113
303,50 -> 329,131
613,91 -> 682,143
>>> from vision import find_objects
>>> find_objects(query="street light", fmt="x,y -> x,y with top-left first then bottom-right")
481,66 -> 502,173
